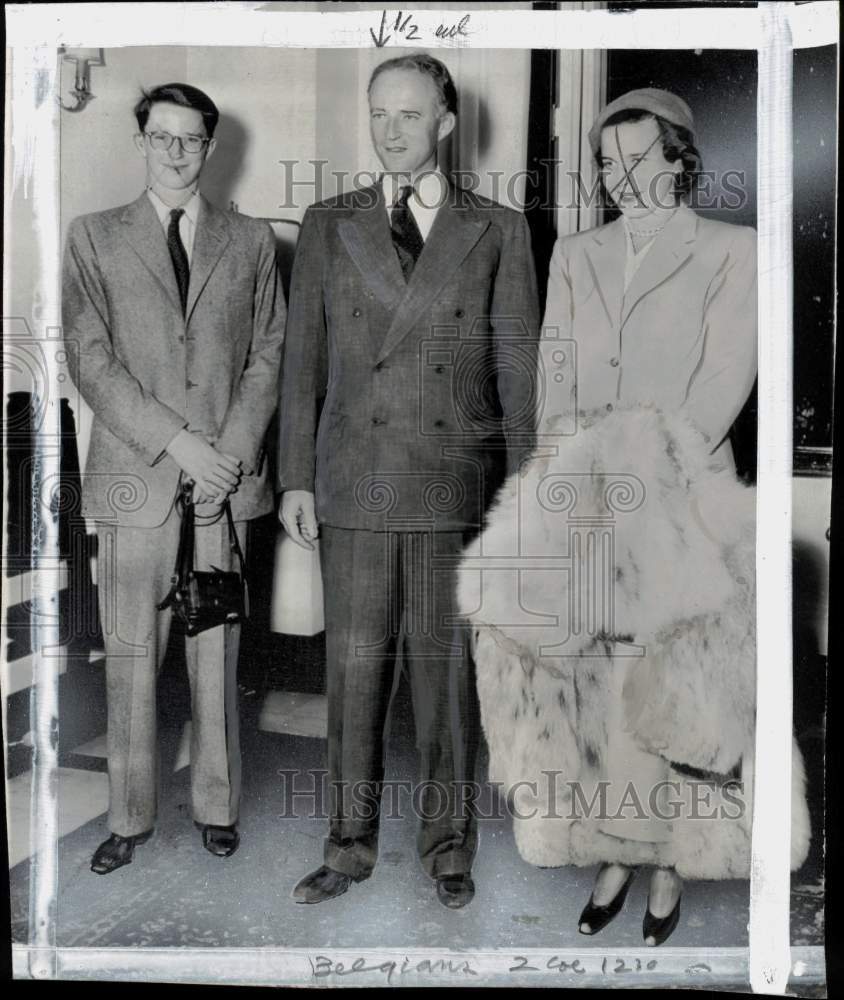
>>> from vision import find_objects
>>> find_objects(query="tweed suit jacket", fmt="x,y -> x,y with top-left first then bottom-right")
277,183 -> 540,532
541,203 -> 758,471
62,193 -> 286,527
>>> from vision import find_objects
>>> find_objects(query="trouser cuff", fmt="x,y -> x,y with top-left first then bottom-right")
425,850 -> 475,880
109,813 -> 156,839
193,809 -> 239,827
324,844 -> 376,881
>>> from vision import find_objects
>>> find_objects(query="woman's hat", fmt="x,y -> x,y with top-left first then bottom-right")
588,88 -> 695,157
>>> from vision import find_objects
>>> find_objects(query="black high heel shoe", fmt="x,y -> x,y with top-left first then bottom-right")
578,864 -> 636,935
643,883 -> 682,946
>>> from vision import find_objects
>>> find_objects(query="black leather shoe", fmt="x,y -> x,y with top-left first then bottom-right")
198,823 -> 240,858
643,894 -> 681,946
436,873 -> 475,909
90,830 -> 153,875
293,865 -> 356,904
578,864 -> 636,935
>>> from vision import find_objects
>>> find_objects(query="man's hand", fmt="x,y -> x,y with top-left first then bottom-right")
166,429 -> 242,500
191,483 -> 225,515
279,490 -> 318,550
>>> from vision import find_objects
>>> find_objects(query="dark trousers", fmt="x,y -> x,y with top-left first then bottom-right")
320,525 -> 480,880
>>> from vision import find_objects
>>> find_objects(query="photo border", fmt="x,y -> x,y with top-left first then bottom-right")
3,1 -> 837,990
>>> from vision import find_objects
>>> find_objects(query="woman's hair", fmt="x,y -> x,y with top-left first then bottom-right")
597,108 -> 702,199
368,53 -> 458,117
134,83 -> 220,138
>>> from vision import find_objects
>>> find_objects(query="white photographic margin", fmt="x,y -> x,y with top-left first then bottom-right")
3,1 -> 838,50
750,4 -> 795,994
6,42 -> 63,983
4,0 -> 836,990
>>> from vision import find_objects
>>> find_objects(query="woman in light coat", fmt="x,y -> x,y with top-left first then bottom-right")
459,88 -> 810,945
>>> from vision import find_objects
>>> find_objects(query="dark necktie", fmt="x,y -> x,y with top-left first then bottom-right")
390,185 -> 424,281
167,208 -> 190,314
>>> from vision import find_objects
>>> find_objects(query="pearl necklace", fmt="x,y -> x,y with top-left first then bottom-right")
628,224 -> 665,238
625,208 -> 677,240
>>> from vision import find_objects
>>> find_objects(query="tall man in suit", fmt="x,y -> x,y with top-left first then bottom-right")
278,54 -> 539,908
63,83 -> 286,873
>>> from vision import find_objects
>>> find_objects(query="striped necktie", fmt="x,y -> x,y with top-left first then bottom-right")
390,185 -> 424,281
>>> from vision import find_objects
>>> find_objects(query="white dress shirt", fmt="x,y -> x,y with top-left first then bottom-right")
147,187 -> 200,265
381,169 -> 448,242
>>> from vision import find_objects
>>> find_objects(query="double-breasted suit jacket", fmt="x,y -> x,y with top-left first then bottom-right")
541,203 -> 757,471
278,183 -> 540,531
277,181 -> 540,882
63,193 -> 285,528
62,192 -> 285,837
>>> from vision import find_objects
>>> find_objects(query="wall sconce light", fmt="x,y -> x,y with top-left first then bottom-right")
59,47 -> 105,113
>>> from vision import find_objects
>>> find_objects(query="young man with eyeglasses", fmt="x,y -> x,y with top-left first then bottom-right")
62,82 -> 286,873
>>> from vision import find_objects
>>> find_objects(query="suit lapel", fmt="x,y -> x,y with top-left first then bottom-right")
375,190 -> 489,363
185,196 -> 232,322
620,204 -> 698,328
120,194 -> 182,311
338,185 -> 407,317
583,218 -> 625,331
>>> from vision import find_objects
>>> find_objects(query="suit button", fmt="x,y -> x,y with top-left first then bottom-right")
434,366 -> 445,374
434,419 -> 446,428
372,416 -> 383,425
374,361 -> 385,372
186,379 -> 197,389
606,403 -> 614,412
454,308 -> 465,319
352,308 -> 362,317
178,335 -> 185,344
609,357 -> 620,367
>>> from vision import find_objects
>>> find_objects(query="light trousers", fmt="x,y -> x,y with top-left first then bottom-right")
96,501 -> 245,836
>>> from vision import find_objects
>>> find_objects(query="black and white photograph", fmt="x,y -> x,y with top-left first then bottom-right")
2,0 -> 838,990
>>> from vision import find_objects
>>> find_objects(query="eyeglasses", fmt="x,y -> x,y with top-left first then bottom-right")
143,131 -> 211,154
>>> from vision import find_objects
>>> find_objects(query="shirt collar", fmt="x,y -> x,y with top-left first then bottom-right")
381,168 -> 447,210
146,187 -> 201,226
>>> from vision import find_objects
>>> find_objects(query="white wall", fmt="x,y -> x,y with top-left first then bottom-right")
182,47 -> 317,221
